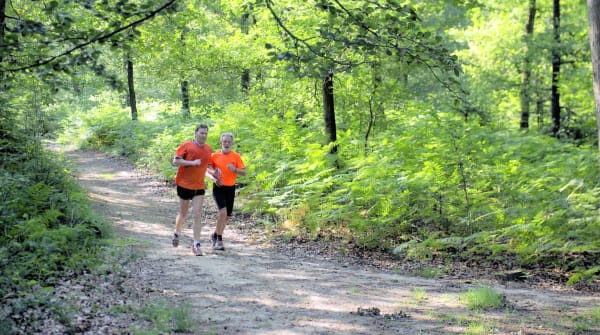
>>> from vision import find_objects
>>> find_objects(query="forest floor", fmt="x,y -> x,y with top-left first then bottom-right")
47,146 -> 600,335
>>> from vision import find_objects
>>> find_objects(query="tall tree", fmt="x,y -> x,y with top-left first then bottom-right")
520,0 -> 536,129
322,71 -> 336,153
0,0 -> 6,88
588,0 -> 600,153
240,6 -> 254,91
181,80 -> 191,117
126,54 -> 138,121
179,29 -> 191,117
0,0 -> 6,64
550,0 -> 561,136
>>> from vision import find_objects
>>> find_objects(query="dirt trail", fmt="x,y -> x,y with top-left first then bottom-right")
65,148 -> 599,335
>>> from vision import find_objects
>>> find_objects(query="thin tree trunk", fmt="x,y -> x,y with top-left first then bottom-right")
365,66 -> 381,151
323,71 -> 337,154
126,56 -> 138,121
550,0 -> 561,136
241,71 -> 250,91
1,0 -> 6,76
240,11 -> 252,91
178,29 -> 191,117
536,95 -> 544,128
588,0 -> 600,154
520,0 -> 536,129
366,98 -> 374,151
0,0 -> 5,45
181,80 -> 190,117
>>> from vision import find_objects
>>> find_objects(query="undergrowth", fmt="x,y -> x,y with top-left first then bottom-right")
57,97 -> 600,284
1,117 -> 111,332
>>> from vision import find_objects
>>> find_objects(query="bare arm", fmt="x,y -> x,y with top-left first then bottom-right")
172,156 -> 201,167
205,165 -> 218,182
206,164 -> 223,186
227,163 -> 246,176
234,167 -> 246,176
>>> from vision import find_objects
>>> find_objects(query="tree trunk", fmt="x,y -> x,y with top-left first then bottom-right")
1,0 -> 6,73
177,29 -> 191,117
126,57 -> 138,121
241,71 -> 250,91
588,0 -> 600,154
365,65 -> 381,150
520,0 -> 536,129
323,71 -> 337,154
181,80 -> 190,117
240,11 -> 252,91
536,95 -> 544,128
550,0 -> 561,136
0,0 -> 5,43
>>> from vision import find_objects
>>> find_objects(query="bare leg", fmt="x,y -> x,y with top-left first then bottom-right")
175,199 -> 191,235
191,195 -> 205,241
215,208 -> 228,235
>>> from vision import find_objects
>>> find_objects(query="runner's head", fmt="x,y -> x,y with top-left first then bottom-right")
220,132 -> 234,153
195,124 -> 209,144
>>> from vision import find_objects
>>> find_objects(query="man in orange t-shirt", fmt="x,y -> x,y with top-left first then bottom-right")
206,132 -> 246,251
171,124 -> 213,256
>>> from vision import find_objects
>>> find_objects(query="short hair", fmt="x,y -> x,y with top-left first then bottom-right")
221,132 -> 234,141
195,124 -> 209,132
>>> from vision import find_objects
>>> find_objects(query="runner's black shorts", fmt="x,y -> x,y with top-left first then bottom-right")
212,185 -> 236,216
177,185 -> 205,200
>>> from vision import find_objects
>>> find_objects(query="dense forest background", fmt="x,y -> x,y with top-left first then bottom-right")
2,0 -> 600,324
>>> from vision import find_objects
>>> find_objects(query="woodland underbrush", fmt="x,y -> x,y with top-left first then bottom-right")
269,227 -> 600,292
0,129 -> 112,332
57,102 -> 600,286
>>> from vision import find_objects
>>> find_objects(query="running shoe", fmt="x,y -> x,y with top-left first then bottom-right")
213,239 -> 225,251
210,232 -> 217,247
172,232 -> 179,247
192,242 -> 203,256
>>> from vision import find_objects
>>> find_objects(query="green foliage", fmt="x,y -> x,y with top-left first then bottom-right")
130,300 -> 194,334
5,0 -> 596,283
6,0 -> 594,329
1,0 -> 177,84
0,100 -> 113,331
573,307 -> 600,332
415,266 -> 445,278
464,321 -> 492,335
0,141 -> 109,297
0,111 -> 109,333
567,267 -> 600,286
263,0 -> 461,79
62,79 -> 600,272
461,286 -> 505,311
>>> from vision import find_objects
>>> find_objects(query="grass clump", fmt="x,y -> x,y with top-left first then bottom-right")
461,286 -> 506,310
131,300 -> 195,334
416,266 -> 444,278
573,307 -> 600,333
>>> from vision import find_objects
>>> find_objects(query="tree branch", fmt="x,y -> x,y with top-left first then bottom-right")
264,0 -> 317,54
264,0 -> 368,69
5,0 -> 177,72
